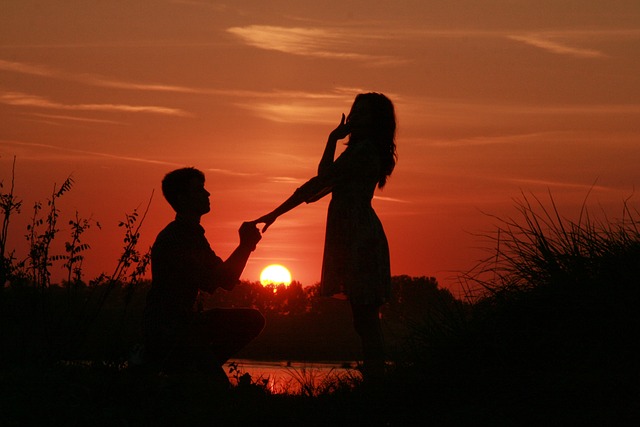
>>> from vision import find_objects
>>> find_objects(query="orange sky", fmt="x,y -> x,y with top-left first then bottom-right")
1,1 -> 639,295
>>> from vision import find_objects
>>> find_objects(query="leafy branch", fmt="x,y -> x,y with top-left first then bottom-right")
0,156 -> 22,287
51,211 -> 101,288
83,191 -> 154,326
25,175 -> 74,289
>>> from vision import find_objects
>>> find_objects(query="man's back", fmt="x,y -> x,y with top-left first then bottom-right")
140,167 -> 263,380
145,217 -> 223,325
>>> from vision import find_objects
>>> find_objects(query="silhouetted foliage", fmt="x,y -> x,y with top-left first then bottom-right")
461,192 -> 640,370
21,176 -> 74,289
2,168 -> 638,425
0,164 -> 152,363
389,193 -> 640,424
202,280 -> 312,315
53,211 -> 100,289
0,157 -> 22,288
381,275 -> 471,364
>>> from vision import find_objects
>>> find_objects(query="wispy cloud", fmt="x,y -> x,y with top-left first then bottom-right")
0,91 -> 189,116
0,139 -> 253,176
373,195 -> 410,203
168,0 -> 228,10
0,59 -> 57,76
227,25 -> 405,65
202,167 -> 255,177
392,28 -> 638,59
230,86 -> 393,124
401,94 -> 640,127
268,176 -> 307,184
508,34 -> 606,58
236,101 -> 339,124
426,131 -> 587,148
234,86 -> 388,124
0,59 -> 202,94
0,59 -> 371,102
26,113 -> 125,125
505,177 -> 612,193
0,139 -> 179,165
78,75 -> 202,93
504,29 -> 640,59
0,59 -> 373,123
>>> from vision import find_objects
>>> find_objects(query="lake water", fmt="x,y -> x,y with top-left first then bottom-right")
225,359 -> 361,394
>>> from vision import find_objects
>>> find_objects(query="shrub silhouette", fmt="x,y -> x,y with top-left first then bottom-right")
465,192 -> 640,366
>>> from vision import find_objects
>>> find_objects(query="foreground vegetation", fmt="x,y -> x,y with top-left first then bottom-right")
2,166 -> 639,424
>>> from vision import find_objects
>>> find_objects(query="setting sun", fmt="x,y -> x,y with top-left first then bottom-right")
260,264 -> 292,286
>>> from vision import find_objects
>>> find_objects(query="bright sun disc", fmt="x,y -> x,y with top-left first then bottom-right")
260,264 -> 292,286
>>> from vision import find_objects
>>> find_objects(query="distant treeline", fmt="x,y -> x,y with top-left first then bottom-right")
0,275 -> 461,363
207,275 -> 464,361
2,160 -> 462,363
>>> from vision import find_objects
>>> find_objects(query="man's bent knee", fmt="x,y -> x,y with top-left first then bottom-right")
248,309 -> 266,337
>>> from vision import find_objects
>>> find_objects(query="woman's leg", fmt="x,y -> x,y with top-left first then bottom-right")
350,302 -> 385,381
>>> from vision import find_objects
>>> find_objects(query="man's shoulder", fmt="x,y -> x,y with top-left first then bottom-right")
153,221 -> 186,247
159,220 -> 182,233
153,220 -> 210,251
156,220 -> 180,236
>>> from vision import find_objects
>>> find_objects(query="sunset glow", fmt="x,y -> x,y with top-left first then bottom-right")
260,265 -> 292,287
1,1 -> 638,296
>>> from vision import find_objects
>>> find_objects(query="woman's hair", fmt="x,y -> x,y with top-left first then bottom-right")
351,92 -> 397,189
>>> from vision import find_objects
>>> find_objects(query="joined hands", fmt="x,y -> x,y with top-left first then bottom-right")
251,213 -> 277,233
249,114 -> 348,235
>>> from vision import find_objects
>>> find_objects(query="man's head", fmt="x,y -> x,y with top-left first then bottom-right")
162,167 -> 210,216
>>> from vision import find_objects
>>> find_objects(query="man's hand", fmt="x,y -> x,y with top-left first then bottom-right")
252,212 -> 277,232
239,221 -> 261,251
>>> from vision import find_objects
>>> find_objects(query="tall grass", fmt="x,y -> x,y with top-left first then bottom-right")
384,192 -> 640,424
465,191 -> 640,298
0,161 -> 153,364
452,191 -> 640,381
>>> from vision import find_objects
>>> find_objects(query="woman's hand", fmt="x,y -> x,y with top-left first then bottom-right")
329,113 -> 351,141
252,213 -> 277,232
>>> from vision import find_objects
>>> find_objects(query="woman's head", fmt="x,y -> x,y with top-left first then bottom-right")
348,93 -> 397,188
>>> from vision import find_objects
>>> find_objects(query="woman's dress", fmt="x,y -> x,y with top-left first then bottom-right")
295,139 -> 391,306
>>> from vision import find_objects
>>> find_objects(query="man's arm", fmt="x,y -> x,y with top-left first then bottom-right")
216,222 -> 262,291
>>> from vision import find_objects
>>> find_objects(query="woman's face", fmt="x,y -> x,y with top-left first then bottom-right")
347,99 -> 374,136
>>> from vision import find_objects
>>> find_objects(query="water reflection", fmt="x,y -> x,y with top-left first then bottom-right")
225,359 -> 361,394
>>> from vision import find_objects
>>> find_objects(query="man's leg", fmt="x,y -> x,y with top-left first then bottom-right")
197,308 -> 266,364
143,318 -> 193,374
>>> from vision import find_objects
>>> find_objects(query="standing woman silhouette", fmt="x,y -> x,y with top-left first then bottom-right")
254,92 -> 397,382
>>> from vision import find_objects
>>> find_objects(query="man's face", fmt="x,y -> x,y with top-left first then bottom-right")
182,178 -> 211,216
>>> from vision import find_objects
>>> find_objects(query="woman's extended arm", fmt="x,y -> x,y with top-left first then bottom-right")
252,191 -> 305,232
253,115 -> 351,232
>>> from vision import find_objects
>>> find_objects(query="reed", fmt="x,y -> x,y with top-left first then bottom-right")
465,190 -> 640,299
